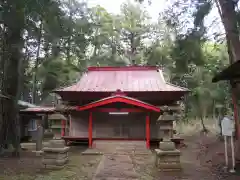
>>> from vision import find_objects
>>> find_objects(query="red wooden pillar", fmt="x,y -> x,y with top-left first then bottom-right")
88,112 -> 93,148
61,120 -> 66,137
146,114 -> 150,149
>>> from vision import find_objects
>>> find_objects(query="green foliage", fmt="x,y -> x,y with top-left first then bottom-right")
0,0 -> 234,117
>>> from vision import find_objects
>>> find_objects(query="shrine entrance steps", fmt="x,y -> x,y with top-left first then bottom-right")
86,140 -> 151,180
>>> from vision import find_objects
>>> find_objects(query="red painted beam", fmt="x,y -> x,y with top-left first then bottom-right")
146,115 -> 150,149
88,112 -> 93,148
92,138 -> 146,141
61,137 -> 181,143
92,108 -> 145,112
77,96 -> 160,112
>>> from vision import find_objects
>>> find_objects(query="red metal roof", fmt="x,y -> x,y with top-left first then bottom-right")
55,66 -> 189,92
77,95 -> 161,112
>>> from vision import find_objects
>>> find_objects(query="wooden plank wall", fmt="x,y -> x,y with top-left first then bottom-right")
69,112 -> 160,139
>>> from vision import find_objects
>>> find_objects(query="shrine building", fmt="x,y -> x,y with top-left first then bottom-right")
51,66 -> 189,148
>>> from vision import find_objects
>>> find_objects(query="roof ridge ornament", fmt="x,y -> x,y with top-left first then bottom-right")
111,89 -> 126,96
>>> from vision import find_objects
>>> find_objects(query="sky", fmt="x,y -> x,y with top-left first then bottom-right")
88,0 -> 165,22
87,0 -> 224,39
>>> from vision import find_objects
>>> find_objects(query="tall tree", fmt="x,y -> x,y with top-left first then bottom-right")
119,1 -> 152,64
0,0 -> 26,155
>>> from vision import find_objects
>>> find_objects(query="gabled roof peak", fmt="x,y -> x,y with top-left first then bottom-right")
87,66 -> 159,71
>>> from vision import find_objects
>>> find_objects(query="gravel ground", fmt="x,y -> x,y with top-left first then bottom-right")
0,146 -> 102,180
0,134 -> 239,180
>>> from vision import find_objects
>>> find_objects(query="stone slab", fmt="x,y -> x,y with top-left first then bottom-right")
43,152 -> 68,159
21,142 -> 49,150
155,149 -> 181,156
158,168 -> 182,172
159,141 -> 176,150
42,146 -> 70,153
42,157 -> 68,166
93,140 -> 149,155
49,139 -> 66,148
158,162 -> 181,169
42,164 -> 65,170
81,149 -> 103,155
159,155 -> 180,162
158,114 -> 175,121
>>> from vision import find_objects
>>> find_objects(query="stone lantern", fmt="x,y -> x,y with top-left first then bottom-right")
42,113 -> 70,169
155,106 -> 181,171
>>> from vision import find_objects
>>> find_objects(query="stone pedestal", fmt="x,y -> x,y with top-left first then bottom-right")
42,139 -> 69,169
155,140 -> 181,171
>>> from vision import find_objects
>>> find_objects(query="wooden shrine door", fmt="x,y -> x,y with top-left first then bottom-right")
113,117 -> 130,138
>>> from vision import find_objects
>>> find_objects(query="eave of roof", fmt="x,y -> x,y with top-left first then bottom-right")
18,100 -> 38,108
77,95 -> 161,112
0,94 -> 10,99
20,106 -> 55,113
212,60 -> 240,82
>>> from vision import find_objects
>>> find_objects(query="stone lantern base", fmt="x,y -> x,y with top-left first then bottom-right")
42,139 -> 69,169
155,140 -> 181,171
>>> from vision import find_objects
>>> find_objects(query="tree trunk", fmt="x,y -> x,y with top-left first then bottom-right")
130,32 -> 136,64
0,1 -> 25,156
66,2 -> 73,64
200,116 -> 208,133
2,31 -> 22,155
217,0 -> 240,61
32,21 -> 43,104
216,0 -> 240,161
